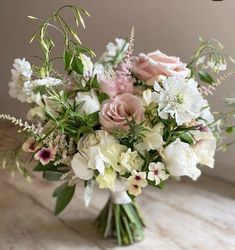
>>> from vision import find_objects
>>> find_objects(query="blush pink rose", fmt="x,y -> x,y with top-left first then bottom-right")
99,93 -> 144,131
131,50 -> 190,85
100,77 -> 134,98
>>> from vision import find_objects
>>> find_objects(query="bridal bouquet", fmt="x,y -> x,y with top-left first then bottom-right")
1,5 -> 235,246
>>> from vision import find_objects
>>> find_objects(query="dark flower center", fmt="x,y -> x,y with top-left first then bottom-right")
134,184 -> 139,189
154,170 -> 159,176
39,149 -> 51,160
135,176 -> 141,181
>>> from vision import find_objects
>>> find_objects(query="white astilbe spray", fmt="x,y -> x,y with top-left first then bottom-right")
0,114 -> 44,139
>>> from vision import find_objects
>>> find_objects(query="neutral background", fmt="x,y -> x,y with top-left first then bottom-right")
0,0 -> 234,182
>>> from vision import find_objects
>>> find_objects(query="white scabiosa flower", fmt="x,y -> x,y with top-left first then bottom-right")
163,138 -> 201,180
76,89 -> 100,114
192,130 -> 216,168
155,76 -> 204,125
147,162 -> 169,185
8,58 -> 32,102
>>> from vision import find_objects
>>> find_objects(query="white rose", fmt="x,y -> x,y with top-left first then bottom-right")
163,138 -> 200,180
76,89 -> 100,114
192,130 -> 216,168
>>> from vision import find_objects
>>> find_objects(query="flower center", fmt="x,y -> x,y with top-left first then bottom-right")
39,149 -> 51,160
176,93 -> 184,104
133,184 -> 139,189
154,170 -> 159,176
135,175 -> 141,181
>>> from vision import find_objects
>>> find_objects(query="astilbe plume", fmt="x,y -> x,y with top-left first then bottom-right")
115,27 -> 135,82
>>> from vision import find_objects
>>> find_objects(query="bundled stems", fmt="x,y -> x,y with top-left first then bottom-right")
95,198 -> 145,246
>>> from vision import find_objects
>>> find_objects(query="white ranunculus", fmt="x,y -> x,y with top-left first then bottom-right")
8,58 -> 32,103
143,123 -> 165,151
163,138 -> 201,180
76,89 -> 100,114
77,130 -> 124,175
155,76 -> 204,125
119,148 -> 143,172
192,130 -> 216,168
71,152 -> 94,180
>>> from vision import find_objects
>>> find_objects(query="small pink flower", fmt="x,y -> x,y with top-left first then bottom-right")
99,93 -> 144,132
22,138 -> 41,152
131,50 -> 190,86
100,77 -> 134,98
34,147 -> 57,165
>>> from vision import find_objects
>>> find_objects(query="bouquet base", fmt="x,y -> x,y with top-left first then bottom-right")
95,198 -> 145,246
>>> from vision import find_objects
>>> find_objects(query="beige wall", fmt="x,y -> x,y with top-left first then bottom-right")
1,0 -> 235,182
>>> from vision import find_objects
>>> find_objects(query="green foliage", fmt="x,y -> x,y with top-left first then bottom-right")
198,71 -> 215,84
28,5 -> 95,77
53,182 -> 76,215
188,37 -> 234,86
44,89 -> 99,139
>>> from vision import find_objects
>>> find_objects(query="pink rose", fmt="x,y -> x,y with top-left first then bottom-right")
99,93 -> 144,131
100,77 -> 134,98
131,50 -> 190,85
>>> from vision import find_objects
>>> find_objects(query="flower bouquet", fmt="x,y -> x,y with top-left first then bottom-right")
1,5 -> 235,246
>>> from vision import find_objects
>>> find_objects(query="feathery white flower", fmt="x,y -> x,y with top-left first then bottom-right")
8,58 -> 32,102
155,76 -> 204,125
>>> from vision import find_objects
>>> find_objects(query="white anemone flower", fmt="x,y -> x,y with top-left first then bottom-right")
155,76 -> 204,125
163,138 -> 201,180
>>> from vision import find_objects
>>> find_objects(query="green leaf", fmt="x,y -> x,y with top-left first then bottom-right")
198,71 -> 215,84
179,133 -> 194,145
55,183 -> 76,215
71,56 -> 83,74
63,50 -> 72,71
226,126 -> 234,134
53,182 -> 69,197
98,93 -> 109,104
43,171 -> 64,181
90,74 -> 99,88
33,162 -> 57,172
